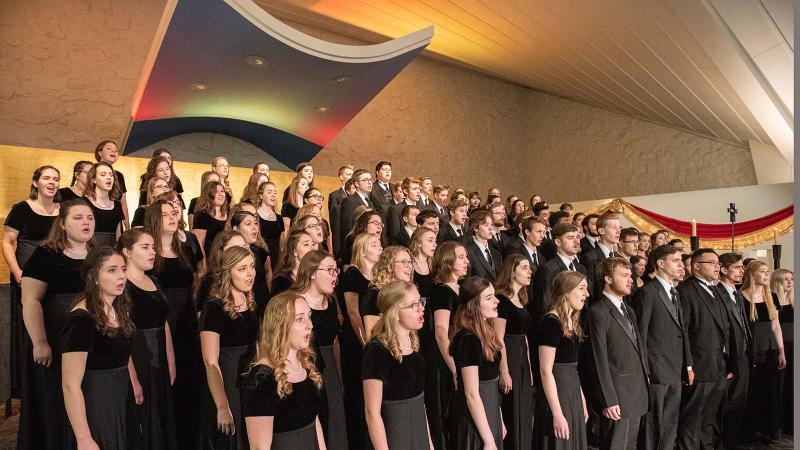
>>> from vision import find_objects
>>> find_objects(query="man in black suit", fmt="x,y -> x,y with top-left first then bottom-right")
418,176 -> 433,208
504,215 -> 546,276
386,177 -> 420,239
715,253 -> 751,447
416,209 -> 440,237
339,168 -> 374,244
328,164 -> 353,260
540,210 -> 571,261
437,199 -> 468,245
369,161 -> 393,218
582,214 -> 622,300
677,248 -> 734,450
632,245 -> 692,450
588,257 -> 650,450
580,213 -> 600,257
528,223 -> 591,329
428,184 -> 450,225
389,204 -> 419,247
488,202 -> 512,255
465,209 -> 502,282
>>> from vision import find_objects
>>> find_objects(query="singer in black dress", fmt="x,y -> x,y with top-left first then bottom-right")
199,247 -> 259,449
17,199 -> 93,450
85,162 -> 124,246
61,247 -> 134,450
255,181 -> 284,270
192,181 -> 230,258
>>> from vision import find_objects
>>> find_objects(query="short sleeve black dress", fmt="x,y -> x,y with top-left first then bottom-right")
198,299 -> 258,449
192,210 -> 227,257
742,296 -> 783,439
448,329 -> 503,450
280,202 -> 300,224
257,212 -> 284,270
86,198 -> 124,246
359,285 -> 380,319
426,281 -> 459,449
249,244 -> 270,318
496,293 -> 533,450
311,297 -> 348,449
361,339 -> 429,448
61,309 -> 133,449
242,364 -> 322,448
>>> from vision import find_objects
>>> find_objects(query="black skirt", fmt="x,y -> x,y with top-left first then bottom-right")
534,362 -> 587,450
748,322 -> 784,438
79,365 -> 131,450
381,392 -> 430,449
502,334 -> 533,450
318,345 -> 348,449
200,344 -> 255,449
425,354 -> 453,450
448,378 -> 502,449
338,327 -> 366,450
9,239 -> 41,398
272,420 -> 320,450
130,326 -> 178,449
162,287 -> 200,450
18,292 -> 79,450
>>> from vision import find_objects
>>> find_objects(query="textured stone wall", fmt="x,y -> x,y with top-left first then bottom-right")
0,0 -> 757,203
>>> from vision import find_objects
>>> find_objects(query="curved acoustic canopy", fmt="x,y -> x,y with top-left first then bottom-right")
124,0 -> 432,167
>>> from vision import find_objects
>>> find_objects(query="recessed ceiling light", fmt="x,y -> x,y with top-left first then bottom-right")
190,82 -> 210,91
316,106 -> 331,113
246,55 -> 270,67
331,75 -> 351,84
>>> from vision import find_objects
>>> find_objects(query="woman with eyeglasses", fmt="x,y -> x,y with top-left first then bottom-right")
144,198 -> 203,449
229,207 -> 272,317
361,246 -> 414,340
131,177 -> 171,228
255,181 -> 284,270
85,161 -> 125,246
291,214 -> 326,252
291,250 -> 348,449
491,255 -> 533,450
150,148 -> 185,198
211,156 -> 233,199
338,233 -> 382,450
429,240 -> 470,449
362,280 -> 433,449
341,210 -> 383,271
58,161 -> 93,202
271,231 -> 318,298
297,199 -> 333,254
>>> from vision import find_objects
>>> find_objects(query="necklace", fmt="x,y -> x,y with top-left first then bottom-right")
285,360 -> 302,375
303,292 -> 324,308
399,341 -> 411,352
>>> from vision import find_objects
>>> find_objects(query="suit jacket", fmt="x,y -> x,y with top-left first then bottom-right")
425,201 -> 450,226
715,284 -> 751,373
386,200 -> 416,240
587,296 -> 650,417
340,193 -> 373,244
583,244 -> 623,299
539,238 -> 556,261
489,230 -> 511,257
369,181 -> 393,217
677,277 -> 734,382
632,279 -> 692,385
528,255 -> 591,335
466,239 -> 502,283
504,237 -> 541,275
437,223 -> 467,245
580,236 -> 597,257
328,187 -> 347,259
389,228 -> 412,248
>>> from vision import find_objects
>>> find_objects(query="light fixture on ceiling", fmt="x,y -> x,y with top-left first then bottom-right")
331,75 -> 351,84
246,55 -> 270,67
316,106 -> 331,113
190,82 -> 210,91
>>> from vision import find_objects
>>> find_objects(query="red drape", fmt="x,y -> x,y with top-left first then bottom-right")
626,203 -> 793,238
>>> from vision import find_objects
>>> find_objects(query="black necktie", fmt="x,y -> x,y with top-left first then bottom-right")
456,228 -> 463,237
670,288 -> 678,308
485,247 -> 494,269
532,251 -> 539,267
569,261 -> 576,271
610,250 -> 618,258
621,303 -> 635,335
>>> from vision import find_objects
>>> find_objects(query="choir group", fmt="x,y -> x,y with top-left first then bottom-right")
2,141 -> 794,450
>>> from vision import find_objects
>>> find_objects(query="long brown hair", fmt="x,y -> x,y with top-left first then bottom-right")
142,199 -> 188,273
546,271 -> 586,339
195,181 -> 228,218
494,254 -> 530,306
44,199 -> 96,253
274,231 -> 312,279
210,246 -> 256,319
741,260 -> 776,321
450,276 -> 503,360
80,246 -> 134,337
253,292 -> 322,398
138,156 -> 176,191
290,250 -> 332,294
240,173 -> 268,205
29,165 -> 60,200
286,175 -> 307,209
431,241 -> 465,283
86,161 -> 121,201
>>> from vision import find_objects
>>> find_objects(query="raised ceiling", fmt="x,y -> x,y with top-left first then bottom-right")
259,0 -> 792,152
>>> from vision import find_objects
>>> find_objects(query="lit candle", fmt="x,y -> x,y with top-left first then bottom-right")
691,219 -> 697,237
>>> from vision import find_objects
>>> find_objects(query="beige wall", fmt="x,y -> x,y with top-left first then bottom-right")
0,0 -> 757,203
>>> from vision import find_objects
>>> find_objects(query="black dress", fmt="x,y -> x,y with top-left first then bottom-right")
496,294 -> 533,450
534,314 -> 586,450
61,309 -> 133,450
148,252 -> 200,450
257,212 -> 284,270
338,266 -> 370,450
4,201 -> 56,398
192,210 -> 227,257
86,198 -> 124,246
428,282 -> 460,449
131,205 -> 147,228
198,299 -> 259,450
743,296 -> 783,439
359,285 -> 380,319
17,246 -> 84,450
242,364 -> 322,449
361,340 -> 429,449
448,330 -> 503,449
341,234 -> 356,266
311,298 -> 347,449
280,202 -> 300,224
776,294 -> 793,435
270,274 -> 294,299
128,279 -> 178,449
249,244 -> 270,318
57,187 -> 80,202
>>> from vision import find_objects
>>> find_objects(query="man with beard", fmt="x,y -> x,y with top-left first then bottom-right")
581,213 -> 600,256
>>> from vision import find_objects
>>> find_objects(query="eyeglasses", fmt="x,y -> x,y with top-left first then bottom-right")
620,240 -> 638,244
317,267 -> 340,276
358,178 -> 373,183
401,298 -> 427,312
395,259 -> 413,266
368,220 -> 384,227
309,194 -> 324,200
696,261 -> 720,267
304,223 -> 322,230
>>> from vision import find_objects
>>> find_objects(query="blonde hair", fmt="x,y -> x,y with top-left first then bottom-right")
546,271 -> 586,340
350,233 -> 377,272
371,280 -> 420,362
741,260 -> 776,321
254,292 -> 323,398
771,268 -> 793,306
409,227 -> 435,268
371,246 -> 411,290
210,246 -> 257,319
